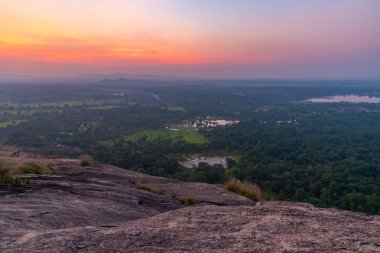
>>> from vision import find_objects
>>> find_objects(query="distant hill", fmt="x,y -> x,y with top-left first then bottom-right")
78,73 -> 190,81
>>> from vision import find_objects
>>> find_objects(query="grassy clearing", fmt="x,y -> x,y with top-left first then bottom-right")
165,106 -> 186,112
257,107 -> 269,112
100,140 -> 114,147
0,109 -> 63,115
126,129 -> 208,145
0,99 -> 123,109
0,111 -> 19,115
0,120 -> 27,128
225,177 -> 264,202
87,105 -> 122,110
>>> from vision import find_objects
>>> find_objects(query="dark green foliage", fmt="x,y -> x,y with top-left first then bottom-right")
1,81 -> 380,214
206,112 -> 380,214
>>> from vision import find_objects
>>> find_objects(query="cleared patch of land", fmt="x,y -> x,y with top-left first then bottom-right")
164,106 -> 186,112
0,99 -> 123,109
126,129 -> 208,144
0,120 -> 26,128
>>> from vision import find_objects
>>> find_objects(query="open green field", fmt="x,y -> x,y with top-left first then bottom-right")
126,129 -> 208,144
87,105 -> 122,110
0,109 -> 63,115
164,106 -> 186,112
0,120 -> 27,128
0,99 -> 123,109
0,104 -> 122,115
100,140 -> 115,147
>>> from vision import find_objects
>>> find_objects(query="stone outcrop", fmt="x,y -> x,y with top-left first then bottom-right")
1,160 -> 379,252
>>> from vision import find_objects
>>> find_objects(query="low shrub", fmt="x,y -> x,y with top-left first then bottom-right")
80,155 -> 93,167
225,177 -> 263,202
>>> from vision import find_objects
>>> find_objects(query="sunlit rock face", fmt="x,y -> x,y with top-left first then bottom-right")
1,160 -> 379,253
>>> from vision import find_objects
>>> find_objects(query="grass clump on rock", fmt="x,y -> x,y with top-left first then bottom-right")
18,163 -> 47,174
0,161 -> 29,187
79,155 -> 93,167
225,177 -> 263,202
136,182 -> 160,194
178,195 -> 196,205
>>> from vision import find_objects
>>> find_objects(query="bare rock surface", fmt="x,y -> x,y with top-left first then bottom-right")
1,160 -> 379,252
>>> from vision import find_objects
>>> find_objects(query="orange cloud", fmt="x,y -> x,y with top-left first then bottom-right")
0,39 -> 206,66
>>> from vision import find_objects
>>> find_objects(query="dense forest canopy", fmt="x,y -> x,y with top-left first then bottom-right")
0,79 -> 379,214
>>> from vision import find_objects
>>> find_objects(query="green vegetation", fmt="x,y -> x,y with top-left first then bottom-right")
126,129 -> 208,145
0,99 -> 122,109
0,111 -> 20,115
100,140 -> 114,148
136,182 -> 160,194
0,120 -> 26,128
87,105 -> 122,110
1,81 -> 380,214
165,106 -> 186,112
0,109 -> 62,115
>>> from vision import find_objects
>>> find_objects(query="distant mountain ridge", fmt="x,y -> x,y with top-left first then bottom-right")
78,73 -> 191,81
0,74 -> 193,85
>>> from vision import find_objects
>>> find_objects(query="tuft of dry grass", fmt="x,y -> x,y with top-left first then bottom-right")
0,145 -> 17,157
79,155 -> 93,167
177,195 -> 196,205
225,177 -> 264,202
0,157 -> 54,175
136,182 -> 160,194
0,159 -> 29,186
0,160 -> 10,177
225,177 -> 242,193
18,163 -> 47,175
0,145 -> 55,175
0,146 -> 52,186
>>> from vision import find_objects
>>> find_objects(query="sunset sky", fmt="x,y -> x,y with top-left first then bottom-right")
0,0 -> 379,79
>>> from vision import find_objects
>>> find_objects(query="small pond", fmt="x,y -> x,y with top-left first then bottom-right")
181,156 -> 231,168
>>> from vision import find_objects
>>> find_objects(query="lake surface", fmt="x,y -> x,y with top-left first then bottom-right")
307,95 -> 380,103
181,156 -> 229,168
